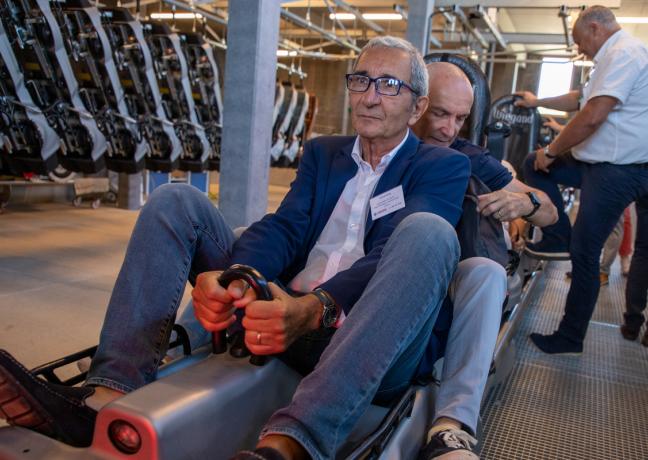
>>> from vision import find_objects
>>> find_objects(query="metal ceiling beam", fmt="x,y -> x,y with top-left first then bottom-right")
482,32 -> 572,45
281,30 -> 571,48
281,28 -> 378,38
331,0 -> 385,34
469,5 -> 507,48
435,0 -> 619,7
280,8 -> 361,52
302,40 -> 338,50
394,4 -> 408,20
159,0 -> 228,25
277,62 -> 308,78
280,1 -> 428,6
278,36 -> 355,60
449,5 -> 488,49
120,0 -> 158,9
205,24 -> 226,44
559,5 -> 574,48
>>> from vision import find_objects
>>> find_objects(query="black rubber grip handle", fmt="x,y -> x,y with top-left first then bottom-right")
211,264 -> 271,366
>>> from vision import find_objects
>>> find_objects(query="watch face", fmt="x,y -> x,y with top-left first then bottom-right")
322,305 -> 337,328
321,310 -> 333,328
313,288 -> 338,328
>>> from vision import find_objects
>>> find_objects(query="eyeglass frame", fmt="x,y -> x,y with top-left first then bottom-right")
345,73 -> 419,97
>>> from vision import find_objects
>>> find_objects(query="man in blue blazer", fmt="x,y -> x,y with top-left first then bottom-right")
0,37 -> 470,460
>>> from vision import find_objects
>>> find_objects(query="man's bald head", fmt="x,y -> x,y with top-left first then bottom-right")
412,62 -> 474,147
427,62 -> 474,103
572,6 -> 621,59
574,5 -> 618,31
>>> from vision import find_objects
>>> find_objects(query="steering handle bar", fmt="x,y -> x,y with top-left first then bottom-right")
211,264 -> 271,366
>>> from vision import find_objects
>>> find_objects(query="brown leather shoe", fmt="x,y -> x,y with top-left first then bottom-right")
599,273 -> 609,286
567,272 -> 609,286
620,324 -> 640,341
0,350 -> 97,447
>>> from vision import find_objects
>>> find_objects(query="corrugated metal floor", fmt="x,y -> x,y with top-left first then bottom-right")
479,261 -> 648,460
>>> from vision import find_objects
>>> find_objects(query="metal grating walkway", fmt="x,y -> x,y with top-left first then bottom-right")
478,260 -> 648,460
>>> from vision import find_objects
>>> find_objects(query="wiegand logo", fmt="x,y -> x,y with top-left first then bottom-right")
491,109 -> 534,126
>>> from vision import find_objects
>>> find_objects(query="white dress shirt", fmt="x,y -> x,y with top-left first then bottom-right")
288,131 -> 409,304
574,29 -> 648,164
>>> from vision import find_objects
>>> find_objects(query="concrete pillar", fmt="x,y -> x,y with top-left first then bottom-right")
117,173 -> 142,210
406,0 -> 435,55
218,0 -> 281,228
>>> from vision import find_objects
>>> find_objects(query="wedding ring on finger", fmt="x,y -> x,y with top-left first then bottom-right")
496,210 -> 503,220
241,280 -> 250,295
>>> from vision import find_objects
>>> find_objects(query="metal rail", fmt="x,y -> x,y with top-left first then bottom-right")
281,8 -> 360,53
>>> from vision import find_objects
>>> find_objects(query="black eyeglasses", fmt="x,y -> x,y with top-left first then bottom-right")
345,73 -> 418,96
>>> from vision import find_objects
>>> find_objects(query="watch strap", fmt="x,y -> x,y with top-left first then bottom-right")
522,192 -> 541,219
311,288 -> 338,327
543,145 -> 556,159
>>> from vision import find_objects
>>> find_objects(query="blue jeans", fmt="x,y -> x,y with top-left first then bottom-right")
86,184 -> 460,459
86,184 -> 237,392
524,155 -> 648,343
625,195 -> 648,329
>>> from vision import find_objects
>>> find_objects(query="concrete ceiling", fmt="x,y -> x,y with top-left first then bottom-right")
158,0 -> 648,59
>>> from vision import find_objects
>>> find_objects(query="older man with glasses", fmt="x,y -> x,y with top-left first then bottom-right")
0,37 -> 470,460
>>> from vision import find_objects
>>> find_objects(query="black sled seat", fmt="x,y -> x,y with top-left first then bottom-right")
59,0 -> 148,174
142,22 -> 210,173
487,95 -> 541,180
179,31 -> 223,172
100,7 -> 183,173
0,19 -> 61,176
0,0 -> 107,175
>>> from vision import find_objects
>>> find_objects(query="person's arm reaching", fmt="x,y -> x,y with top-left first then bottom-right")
534,95 -> 618,172
514,90 -> 581,112
543,115 -> 565,133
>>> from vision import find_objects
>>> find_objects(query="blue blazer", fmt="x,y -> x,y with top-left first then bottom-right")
231,131 -> 470,313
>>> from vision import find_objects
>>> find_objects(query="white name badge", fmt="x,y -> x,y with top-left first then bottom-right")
370,185 -> 406,221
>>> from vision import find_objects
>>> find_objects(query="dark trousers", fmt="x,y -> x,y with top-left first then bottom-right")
524,153 -> 648,343
625,195 -> 648,329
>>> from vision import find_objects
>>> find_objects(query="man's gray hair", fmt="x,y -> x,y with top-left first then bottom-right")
577,5 -> 618,29
354,36 -> 428,98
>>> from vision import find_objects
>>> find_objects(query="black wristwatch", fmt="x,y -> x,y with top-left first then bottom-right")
543,145 -> 557,159
522,191 -> 541,220
311,288 -> 339,328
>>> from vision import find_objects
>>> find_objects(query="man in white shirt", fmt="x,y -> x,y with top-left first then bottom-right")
515,6 -> 648,354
